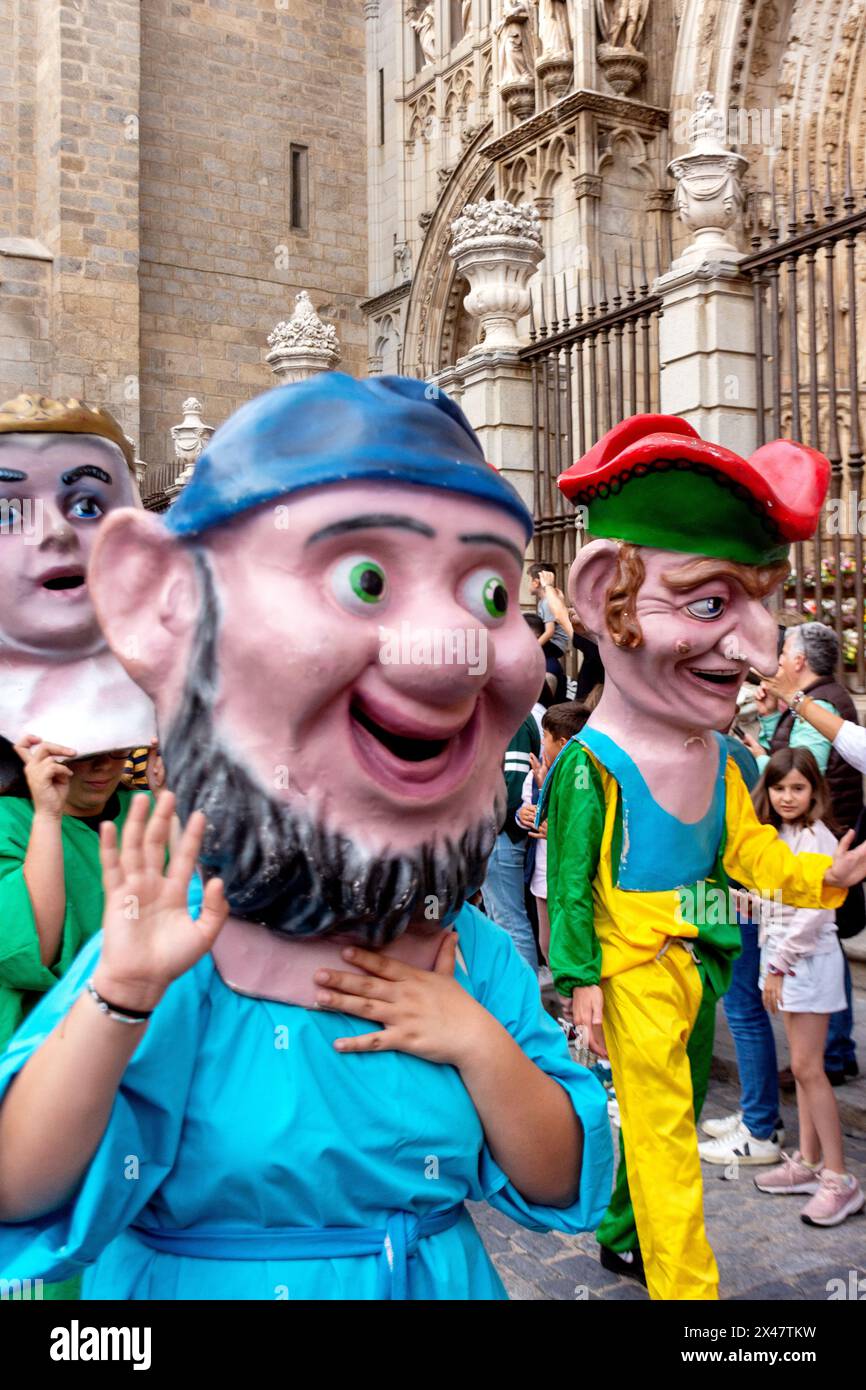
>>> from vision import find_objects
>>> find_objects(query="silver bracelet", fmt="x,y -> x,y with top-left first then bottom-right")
85,978 -> 153,1025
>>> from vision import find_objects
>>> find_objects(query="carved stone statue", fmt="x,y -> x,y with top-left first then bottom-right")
596,0 -> 650,94
394,240 -> 413,283
412,3 -> 437,68
497,1 -> 533,85
462,0 -> 473,36
596,0 -> 650,51
535,0 -> 572,58
532,0 -> 573,102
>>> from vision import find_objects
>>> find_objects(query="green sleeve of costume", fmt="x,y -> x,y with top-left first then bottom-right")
544,744 -> 605,993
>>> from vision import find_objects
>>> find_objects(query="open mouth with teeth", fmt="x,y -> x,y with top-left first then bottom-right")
686,667 -> 742,688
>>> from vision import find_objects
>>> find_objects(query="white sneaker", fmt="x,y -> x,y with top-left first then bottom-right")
700,1111 -> 743,1139
701,1111 -> 785,1145
698,1121 -> 782,1166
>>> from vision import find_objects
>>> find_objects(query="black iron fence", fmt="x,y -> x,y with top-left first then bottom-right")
519,243 -> 663,579
741,149 -> 866,691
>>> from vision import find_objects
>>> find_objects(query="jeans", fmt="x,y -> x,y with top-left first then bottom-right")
722,920 -> 780,1139
482,832 -> 539,973
825,948 -> 857,1071
544,645 -> 567,703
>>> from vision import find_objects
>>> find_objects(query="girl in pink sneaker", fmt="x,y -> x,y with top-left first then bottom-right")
752,749 -> 865,1226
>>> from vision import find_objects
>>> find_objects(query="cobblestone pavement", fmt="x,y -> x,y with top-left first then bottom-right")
473,1076 -> 866,1301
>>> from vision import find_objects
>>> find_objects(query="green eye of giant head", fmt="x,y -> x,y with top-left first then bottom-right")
331,554 -> 389,614
482,576 -> 508,618
459,567 -> 510,624
350,560 -> 385,603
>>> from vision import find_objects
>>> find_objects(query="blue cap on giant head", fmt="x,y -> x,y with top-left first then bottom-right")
164,372 -> 534,540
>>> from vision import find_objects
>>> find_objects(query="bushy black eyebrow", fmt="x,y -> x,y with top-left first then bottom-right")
458,532 -> 524,567
305,514 -> 436,545
0,468 -> 27,483
61,464 -> 112,486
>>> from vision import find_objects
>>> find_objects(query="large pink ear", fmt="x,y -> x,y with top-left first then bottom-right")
88,509 -> 200,715
567,539 -> 621,640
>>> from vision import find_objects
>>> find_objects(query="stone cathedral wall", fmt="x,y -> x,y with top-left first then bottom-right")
0,0 -> 368,470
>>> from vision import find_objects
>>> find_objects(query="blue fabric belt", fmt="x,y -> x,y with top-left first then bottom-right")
130,1203 -> 465,1300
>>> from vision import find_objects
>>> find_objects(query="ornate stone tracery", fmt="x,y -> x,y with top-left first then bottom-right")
266,292 -> 342,384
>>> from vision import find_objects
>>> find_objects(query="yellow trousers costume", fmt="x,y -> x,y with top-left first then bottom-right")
603,944 -> 717,1300
546,734 -> 842,1301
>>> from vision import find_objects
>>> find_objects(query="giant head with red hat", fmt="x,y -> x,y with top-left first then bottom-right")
557,415 -> 830,736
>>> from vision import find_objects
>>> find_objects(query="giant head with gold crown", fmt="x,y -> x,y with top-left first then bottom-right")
0,393 -> 156,758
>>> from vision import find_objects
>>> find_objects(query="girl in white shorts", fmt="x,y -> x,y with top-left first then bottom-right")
752,747 -> 864,1227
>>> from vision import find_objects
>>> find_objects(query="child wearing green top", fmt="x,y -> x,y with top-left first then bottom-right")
0,737 -> 145,1300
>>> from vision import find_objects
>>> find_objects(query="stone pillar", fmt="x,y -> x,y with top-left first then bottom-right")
435,198 -> 545,520
656,270 -> 758,457
167,397 -> 215,498
655,93 -> 757,455
31,0 -> 141,441
266,291 -> 342,385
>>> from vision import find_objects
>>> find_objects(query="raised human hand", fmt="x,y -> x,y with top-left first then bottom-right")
761,670 -> 799,707
529,750 -> 547,788
313,934 -> 492,1065
753,681 -> 781,717
825,829 -> 866,891
739,730 -> 764,759
92,791 -> 229,1013
14,736 -> 76,819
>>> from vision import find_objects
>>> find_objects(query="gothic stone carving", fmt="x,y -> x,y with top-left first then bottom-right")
667,92 -> 748,269
449,198 -> 544,351
266,291 -> 342,384
596,0 -> 650,95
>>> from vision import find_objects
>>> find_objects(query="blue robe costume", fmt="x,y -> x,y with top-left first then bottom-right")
0,905 -> 612,1300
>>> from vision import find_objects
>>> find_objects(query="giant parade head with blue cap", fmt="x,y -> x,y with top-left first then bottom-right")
89,374 -> 543,947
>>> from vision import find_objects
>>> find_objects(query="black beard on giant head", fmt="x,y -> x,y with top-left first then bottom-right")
161,551 -> 504,946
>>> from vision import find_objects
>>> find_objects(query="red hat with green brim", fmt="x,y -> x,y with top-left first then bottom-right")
557,414 -> 830,566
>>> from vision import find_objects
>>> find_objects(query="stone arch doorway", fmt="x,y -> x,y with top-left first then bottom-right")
403,125 -> 495,378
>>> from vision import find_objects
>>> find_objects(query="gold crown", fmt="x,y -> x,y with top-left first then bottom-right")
0,393 -> 135,472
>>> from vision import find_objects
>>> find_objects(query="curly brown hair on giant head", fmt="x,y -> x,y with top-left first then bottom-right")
603,543 -> 645,649
601,546 -> 789,649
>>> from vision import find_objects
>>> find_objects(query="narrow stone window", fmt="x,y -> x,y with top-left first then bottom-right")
378,68 -> 385,146
290,144 -> 309,233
